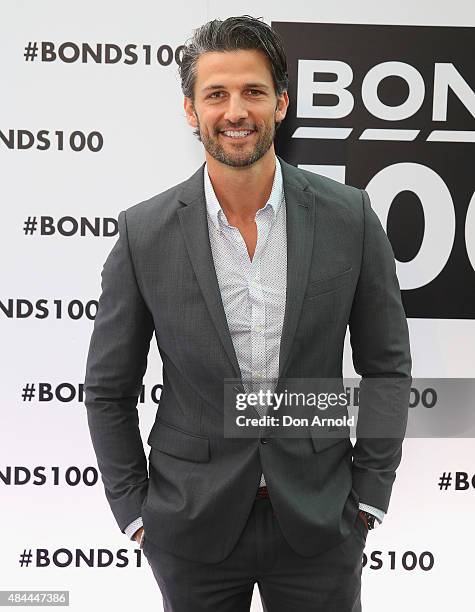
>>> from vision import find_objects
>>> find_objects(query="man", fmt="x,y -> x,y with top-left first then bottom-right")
84,15 -> 411,612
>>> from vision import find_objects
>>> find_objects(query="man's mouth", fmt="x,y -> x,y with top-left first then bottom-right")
220,129 -> 255,139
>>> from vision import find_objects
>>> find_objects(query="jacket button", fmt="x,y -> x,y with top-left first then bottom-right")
260,437 -> 268,444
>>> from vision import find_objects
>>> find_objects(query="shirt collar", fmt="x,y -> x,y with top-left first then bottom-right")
203,155 -> 284,231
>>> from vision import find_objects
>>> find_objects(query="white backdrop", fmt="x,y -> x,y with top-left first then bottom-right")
1,1 -> 474,610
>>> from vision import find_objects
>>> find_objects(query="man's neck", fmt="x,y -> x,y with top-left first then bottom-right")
205,147 -> 277,225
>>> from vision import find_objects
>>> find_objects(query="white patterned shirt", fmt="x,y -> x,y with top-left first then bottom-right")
205,156 -> 286,488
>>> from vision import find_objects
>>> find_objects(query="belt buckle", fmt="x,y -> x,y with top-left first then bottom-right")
256,486 -> 269,499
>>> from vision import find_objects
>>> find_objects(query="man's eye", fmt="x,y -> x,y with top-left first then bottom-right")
207,90 -> 263,99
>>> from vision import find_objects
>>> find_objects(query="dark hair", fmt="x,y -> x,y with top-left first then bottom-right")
179,15 -> 289,101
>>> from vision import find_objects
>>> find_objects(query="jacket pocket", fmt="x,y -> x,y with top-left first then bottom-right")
305,266 -> 352,298
147,417 -> 210,463
310,435 -> 350,453
309,406 -> 351,453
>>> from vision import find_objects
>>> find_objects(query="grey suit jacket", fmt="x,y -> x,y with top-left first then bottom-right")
84,155 -> 411,563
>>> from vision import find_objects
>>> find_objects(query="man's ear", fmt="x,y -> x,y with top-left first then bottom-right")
275,90 -> 289,124
184,97 -> 198,128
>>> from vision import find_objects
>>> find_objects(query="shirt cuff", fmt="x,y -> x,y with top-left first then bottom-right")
124,516 -> 143,540
358,503 -> 385,524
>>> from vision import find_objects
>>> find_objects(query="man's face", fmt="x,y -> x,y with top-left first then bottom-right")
184,49 -> 288,168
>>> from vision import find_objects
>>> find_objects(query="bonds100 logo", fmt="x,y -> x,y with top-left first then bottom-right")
274,22 -> 475,318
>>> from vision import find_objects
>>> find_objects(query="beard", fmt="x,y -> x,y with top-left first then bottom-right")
194,115 -> 277,168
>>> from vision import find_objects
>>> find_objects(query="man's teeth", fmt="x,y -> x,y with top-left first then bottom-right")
222,130 -> 252,138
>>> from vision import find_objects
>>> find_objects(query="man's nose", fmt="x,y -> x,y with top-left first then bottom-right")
224,95 -> 248,123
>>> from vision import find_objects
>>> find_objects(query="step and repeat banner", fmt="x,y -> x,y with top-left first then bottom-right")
1,1 -> 474,610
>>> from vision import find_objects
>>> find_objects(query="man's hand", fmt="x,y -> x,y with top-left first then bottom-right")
133,527 -> 144,548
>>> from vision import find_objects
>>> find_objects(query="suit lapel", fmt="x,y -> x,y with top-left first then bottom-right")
177,164 -> 243,381
176,156 -> 316,385
277,157 -> 316,380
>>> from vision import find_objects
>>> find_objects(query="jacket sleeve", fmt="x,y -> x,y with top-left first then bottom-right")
348,189 -> 412,513
84,209 -> 154,532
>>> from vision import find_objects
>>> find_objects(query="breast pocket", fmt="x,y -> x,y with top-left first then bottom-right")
305,266 -> 353,299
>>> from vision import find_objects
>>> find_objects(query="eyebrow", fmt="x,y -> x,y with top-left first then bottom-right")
201,83 -> 271,93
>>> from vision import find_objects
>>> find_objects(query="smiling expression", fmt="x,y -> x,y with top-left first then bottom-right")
184,49 -> 289,168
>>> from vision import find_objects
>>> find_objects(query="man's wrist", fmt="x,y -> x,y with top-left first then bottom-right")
358,510 -> 376,530
358,502 -> 385,525
135,527 -> 145,549
125,516 -> 144,540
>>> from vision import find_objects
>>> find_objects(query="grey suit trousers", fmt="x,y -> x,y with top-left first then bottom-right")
142,493 -> 368,612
